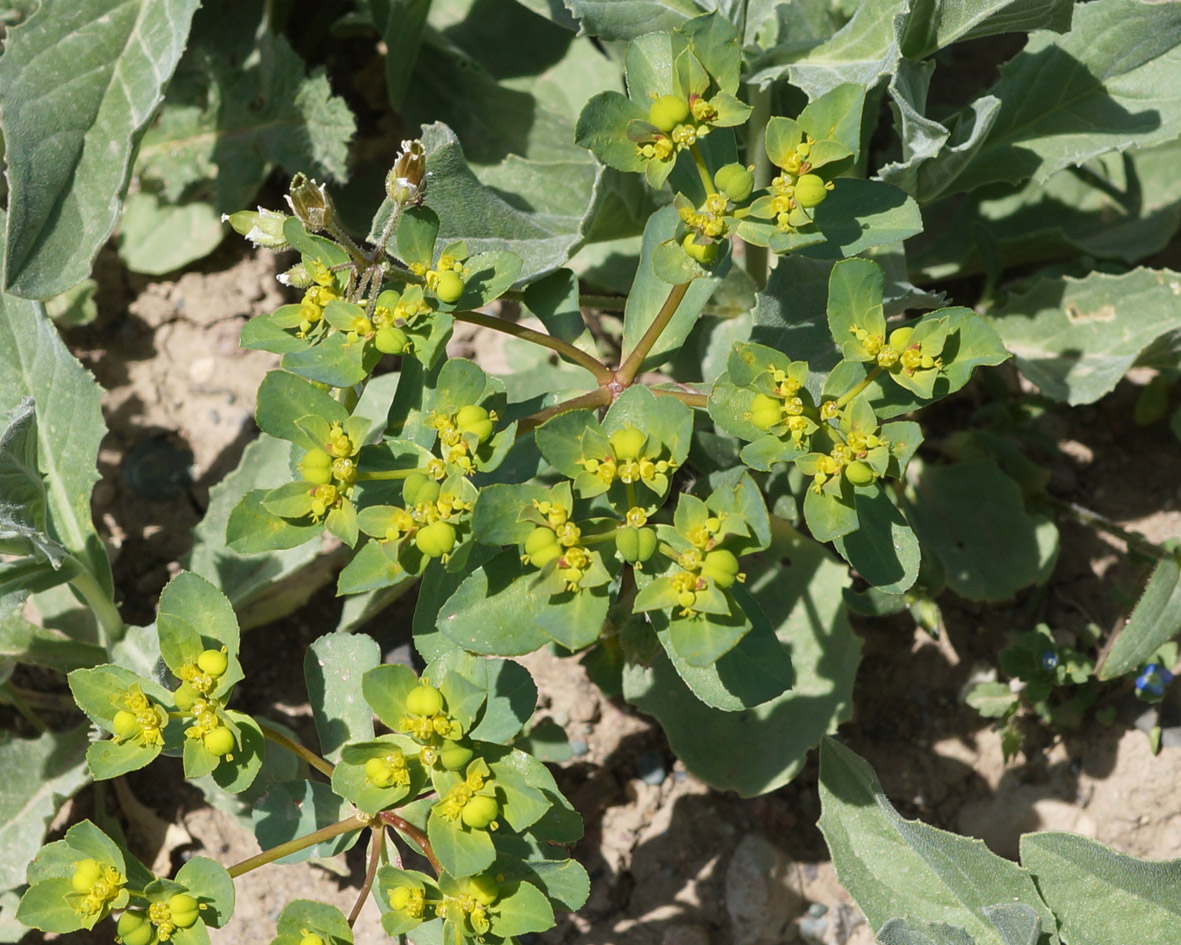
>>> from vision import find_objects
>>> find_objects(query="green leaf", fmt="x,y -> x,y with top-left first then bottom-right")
0,251 -> 109,586
884,0 -> 1181,201
436,551 -> 553,656
175,856 -> 234,928
332,735 -> 427,816
623,519 -> 859,795
305,632 -> 381,762
827,258 -> 886,349
989,268 -> 1181,405
750,0 -> 906,99
465,657 -> 538,744
135,31 -> 354,215
187,434 -> 330,631
534,586 -> 610,652
209,710 -> 265,795
818,738 -> 1058,945
0,0 -> 200,297
362,663 -> 420,731
226,489 -> 324,554
966,682 -> 1019,719
281,333 -> 377,389
0,399 -> 63,567
622,206 -> 725,371
908,461 -> 1057,602
749,256 -> 841,391
397,206 -> 440,270
116,191 -> 225,275
427,810 -> 496,878
802,180 -> 923,260
272,899 -> 353,945
252,780 -> 361,865
564,0 -> 702,40
0,607 -> 105,671
158,571 -> 240,658
876,919 -> 976,945
833,488 -> 920,594
0,724 -> 89,892
1096,554 -> 1181,680
15,878 -> 80,933
899,0 -> 1073,59
491,880 -> 555,938
256,372 -> 349,446
1019,832 -> 1181,945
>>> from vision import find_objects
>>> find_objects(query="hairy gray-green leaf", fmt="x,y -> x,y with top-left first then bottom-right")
818,739 -> 1058,945
564,0 -> 703,40
1020,832 -> 1181,945
0,724 -> 89,893
117,191 -> 224,276
0,241 -> 110,587
989,268 -> 1181,405
900,0 -> 1072,59
1096,554 -> 1181,680
883,0 -> 1181,202
749,0 -> 906,98
910,141 -> 1181,279
135,33 -> 354,214
0,0 -> 200,297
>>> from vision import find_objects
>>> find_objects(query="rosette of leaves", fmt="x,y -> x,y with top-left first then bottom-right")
575,12 -> 752,189
632,469 -> 772,667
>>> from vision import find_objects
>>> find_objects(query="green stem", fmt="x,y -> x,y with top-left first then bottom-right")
835,366 -> 885,409
453,311 -> 611,384
689,143 -> 717,197
517,388 -> 612,435
616,283 -> 691,386
258,720 -> 335,778
379,811 -> 442,875
348,828 -> 385,927
356,468 -> 418,482
372,201 -> 405,266
743,82 -> 773,289
68,567 -> 123,649
228,815 -> 367,878
578,293 -> 627,313
1046,497 -> 1174,562
651,388 -> 708,409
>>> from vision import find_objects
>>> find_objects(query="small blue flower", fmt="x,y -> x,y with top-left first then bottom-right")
1040,651 -> 1059,671
1135,663 -> 1174,698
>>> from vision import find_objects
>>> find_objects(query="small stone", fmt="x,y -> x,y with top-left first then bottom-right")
569,739 -> 589,757
637,748 -> 666,785
725,833 -> 802,945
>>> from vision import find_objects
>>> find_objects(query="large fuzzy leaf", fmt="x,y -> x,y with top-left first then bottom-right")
0,0 -> 200,297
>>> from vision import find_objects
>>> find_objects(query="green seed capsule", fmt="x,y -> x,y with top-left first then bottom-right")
748,393 -> 782,430
461,794 -> 499,829
794,174 -> 829,208
415,521 -> 457,558
390,886 -> 413,911
203,726 -> 235,757
301,935 -> 326,945
616,526 -> 658,563
374,326 -> 411,355
405,684 -> 445,717
714,163 -> 754,202
112,710 -> 140,740
300,448 -> 334,485
525,527 -> 561,567
402,472 -> 440,507
169,894 -> 200,929
197,649 -> 228,677
468,874 -> 500,906
440,741 -> 474,770
682,233 -> 719,265
173,682 -> 199,712
648,94 -> 691,133
117,911 -> 154,945
887,326 -> 914,351
456,404 -> 494,443
365,757 -> 395,788
845,461 -> 875,486
703,549 -> 740,588
435,270 -> 465,304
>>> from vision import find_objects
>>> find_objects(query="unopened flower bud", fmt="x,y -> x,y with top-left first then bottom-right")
286,173 -> 335,231
223,207 -> 290,249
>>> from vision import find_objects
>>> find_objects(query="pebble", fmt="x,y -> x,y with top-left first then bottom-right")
569,738 -> 589,757
724,833 -> 801,945
637,748 -> 666,785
